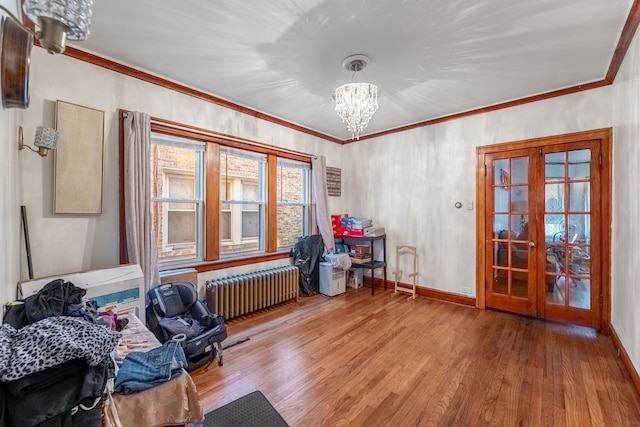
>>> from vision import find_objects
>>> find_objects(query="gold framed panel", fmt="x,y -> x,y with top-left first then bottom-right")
54,100 -> 105,214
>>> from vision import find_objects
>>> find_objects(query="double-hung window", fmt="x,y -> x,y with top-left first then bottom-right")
276,158 -> 310,249
134,117 -> 313,271
150,133 -> 204,266
220,147 -> 266,257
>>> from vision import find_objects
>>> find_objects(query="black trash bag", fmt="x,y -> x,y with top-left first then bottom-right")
293,235 -> 325,295
4,357 -> 109,427
0,381 -> 6,427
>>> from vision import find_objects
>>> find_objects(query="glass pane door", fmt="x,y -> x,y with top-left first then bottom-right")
480,130 -> 607,330
486,150 -> 537,316
542,149 -> 593,315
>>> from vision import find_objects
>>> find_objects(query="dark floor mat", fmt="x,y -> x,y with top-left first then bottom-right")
203,390 -> 289,427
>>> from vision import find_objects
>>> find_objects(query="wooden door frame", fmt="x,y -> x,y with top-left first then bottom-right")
476,128 -> 612,333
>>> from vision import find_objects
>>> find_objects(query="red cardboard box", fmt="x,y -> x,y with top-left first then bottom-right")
331,214 -> 348,228
333,226 -> 349,236
334,227 -> 365,237
346,228 -> 365,237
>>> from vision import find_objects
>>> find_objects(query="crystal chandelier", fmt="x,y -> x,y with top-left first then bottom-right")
334,55 -> 379,140
23,0 -> 93,54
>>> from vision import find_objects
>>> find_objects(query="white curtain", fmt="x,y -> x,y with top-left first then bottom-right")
123,111 -> 160,297
311,155 -> 335,254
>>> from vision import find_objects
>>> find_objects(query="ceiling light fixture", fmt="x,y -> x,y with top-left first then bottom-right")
23,0 -> 93,54
333,54 -> 379,140
0,0 -> 93,55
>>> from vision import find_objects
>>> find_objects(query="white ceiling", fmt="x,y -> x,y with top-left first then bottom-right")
69,0 -> 634,141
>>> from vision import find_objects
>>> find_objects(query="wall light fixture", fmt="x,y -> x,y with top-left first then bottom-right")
18,125 -> 59,157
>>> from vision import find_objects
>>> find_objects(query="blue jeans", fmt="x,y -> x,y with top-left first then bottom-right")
114,341 -> 187,394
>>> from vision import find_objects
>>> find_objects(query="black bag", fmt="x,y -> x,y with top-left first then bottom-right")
293,235 -> 325,295
4,357 -> 109,427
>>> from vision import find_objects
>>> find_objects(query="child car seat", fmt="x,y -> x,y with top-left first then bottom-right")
146,282 -> 227,371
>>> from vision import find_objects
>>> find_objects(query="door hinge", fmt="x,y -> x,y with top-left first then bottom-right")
599,153 -> 603,167
599,294 -> 604,308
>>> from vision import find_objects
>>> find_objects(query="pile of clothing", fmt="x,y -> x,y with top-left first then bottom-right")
0,279 -> 122,427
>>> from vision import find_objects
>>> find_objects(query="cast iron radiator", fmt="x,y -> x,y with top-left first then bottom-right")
205,266 -> 299,320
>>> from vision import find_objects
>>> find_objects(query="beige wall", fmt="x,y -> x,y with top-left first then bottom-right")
611,26 -> 640,375
0,1 -> 25,317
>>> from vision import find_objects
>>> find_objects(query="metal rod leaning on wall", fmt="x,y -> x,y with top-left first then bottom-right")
21,205 -> 33,279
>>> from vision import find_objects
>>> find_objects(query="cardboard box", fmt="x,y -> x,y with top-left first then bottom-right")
347,269 -> 364,289
160,268 -> 198,286
18,264 -> 146,322
364,227 -> 386,237
352,244 -> 371,255
350,254 -> 372,264
334,227 -> 349,236
331,214 -> 348,228
345,228 -> 365,237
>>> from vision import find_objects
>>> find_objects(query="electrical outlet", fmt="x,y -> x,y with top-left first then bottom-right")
462,287 -> 472,294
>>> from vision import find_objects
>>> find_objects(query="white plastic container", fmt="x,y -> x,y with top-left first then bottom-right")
319,262 -> 346,296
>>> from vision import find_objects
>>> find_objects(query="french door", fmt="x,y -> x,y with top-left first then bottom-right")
477,129 -> 611,330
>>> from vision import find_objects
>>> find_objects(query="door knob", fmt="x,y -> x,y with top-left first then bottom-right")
528,241 -> 536,248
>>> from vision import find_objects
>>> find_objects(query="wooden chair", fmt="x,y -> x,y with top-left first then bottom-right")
392,245 -> 417,300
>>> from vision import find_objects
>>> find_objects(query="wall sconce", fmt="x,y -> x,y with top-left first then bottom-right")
18,126 -> 59,157
0,0 -> 93,55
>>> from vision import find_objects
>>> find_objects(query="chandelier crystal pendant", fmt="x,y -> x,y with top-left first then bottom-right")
333,55 -> 378,140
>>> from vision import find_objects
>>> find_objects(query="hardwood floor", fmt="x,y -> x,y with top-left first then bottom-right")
191,287 -> 640,426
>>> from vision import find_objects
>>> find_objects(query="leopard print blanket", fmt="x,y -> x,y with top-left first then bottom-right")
0,315 -> 121,382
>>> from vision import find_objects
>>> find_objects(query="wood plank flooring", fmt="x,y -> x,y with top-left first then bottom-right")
191,288 -> 640,426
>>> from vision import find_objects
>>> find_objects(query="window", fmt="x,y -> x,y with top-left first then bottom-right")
150,134 -> 204,265
220,147 -> 266,257
241,181 -> 260,239
165,171 -> 196,245
220,179 -> 232,241
131,117 -> 313,270
276,158 -> 310,249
